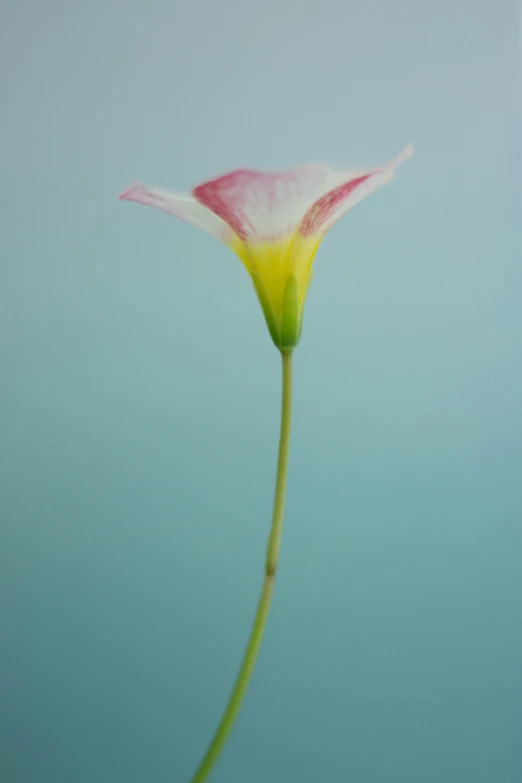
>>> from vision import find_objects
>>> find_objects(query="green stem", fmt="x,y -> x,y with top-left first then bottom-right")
189,351 -> 293,783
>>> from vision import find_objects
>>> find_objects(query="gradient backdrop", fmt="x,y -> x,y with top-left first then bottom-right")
1,1 -> 521,781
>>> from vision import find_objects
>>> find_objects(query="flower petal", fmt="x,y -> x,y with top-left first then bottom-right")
192,145 -> 413,243
192,166 -> 339,242
299,144 -> 414,237
118,183 -> 235,243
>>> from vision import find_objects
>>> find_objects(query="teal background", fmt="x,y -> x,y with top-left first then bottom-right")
2,1 -> 521,781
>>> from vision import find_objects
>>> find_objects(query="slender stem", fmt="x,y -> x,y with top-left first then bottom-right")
265,351 -> 293,576
189,351 -> 293,783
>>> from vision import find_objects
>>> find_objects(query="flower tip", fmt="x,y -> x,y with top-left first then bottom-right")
118,185 -> 137,202
386,144 -> 413,177
395,143 -> 413,166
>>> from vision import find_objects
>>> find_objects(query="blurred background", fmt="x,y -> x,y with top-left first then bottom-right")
1,0 -> 521,781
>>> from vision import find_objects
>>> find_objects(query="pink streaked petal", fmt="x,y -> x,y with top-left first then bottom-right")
299,174 -> 373,236
192,166 -> 344,242
118,183 -> 235,243
299,144 -> 414,237
191,145 -> 412,243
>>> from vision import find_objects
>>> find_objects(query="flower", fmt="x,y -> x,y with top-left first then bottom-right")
119,145 -> 412,351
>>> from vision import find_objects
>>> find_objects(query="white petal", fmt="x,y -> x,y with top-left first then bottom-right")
299,144 -> 414,236
192,166 -> 343,241
191,145 -> 413,242
119,183 -> 235,243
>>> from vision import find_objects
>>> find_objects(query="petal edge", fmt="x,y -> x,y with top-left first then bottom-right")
119,183 -> 235,243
